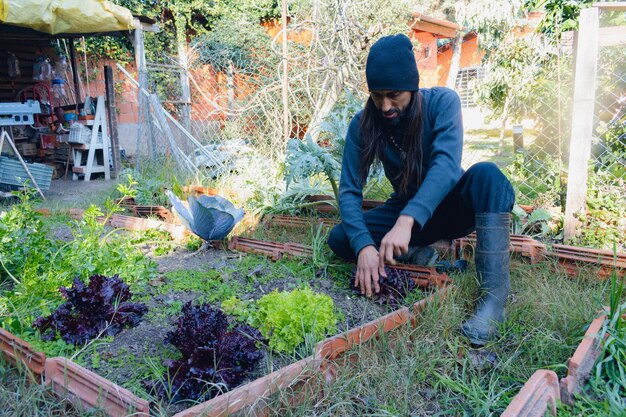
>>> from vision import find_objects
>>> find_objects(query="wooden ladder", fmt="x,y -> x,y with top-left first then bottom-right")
72,96 -> 110,182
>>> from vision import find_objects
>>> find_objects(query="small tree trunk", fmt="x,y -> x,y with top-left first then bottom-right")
227,61 -> 235,120
445,32 -> 463,89
498,96 -> 510,156
175,8 -> 191,132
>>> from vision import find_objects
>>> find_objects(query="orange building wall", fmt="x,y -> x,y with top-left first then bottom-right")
413,32 -> 485,88
104,21 -> 489,125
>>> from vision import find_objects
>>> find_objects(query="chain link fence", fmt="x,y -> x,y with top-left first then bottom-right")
576,8 -> 625,249
129,7 -> 624,249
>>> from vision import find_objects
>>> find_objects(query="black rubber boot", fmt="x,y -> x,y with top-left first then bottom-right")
461,213 -> 510,346
396,246 -> 439,266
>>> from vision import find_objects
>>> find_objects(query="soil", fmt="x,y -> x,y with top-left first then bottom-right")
44,178 -> 119,207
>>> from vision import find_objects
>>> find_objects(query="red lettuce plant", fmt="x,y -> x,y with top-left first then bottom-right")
160,302 -> 263,402
32,274 -> 147,345
353,266 -> 417,307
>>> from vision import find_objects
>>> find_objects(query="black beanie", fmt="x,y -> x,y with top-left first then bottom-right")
366,34 -> 419,92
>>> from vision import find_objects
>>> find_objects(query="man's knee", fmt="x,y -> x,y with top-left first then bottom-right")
466,162 -> 506,183
465,162 -> 515,212
327,224 -> 355,260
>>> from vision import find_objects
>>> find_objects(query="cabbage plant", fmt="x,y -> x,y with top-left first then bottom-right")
166,191 -> 244,241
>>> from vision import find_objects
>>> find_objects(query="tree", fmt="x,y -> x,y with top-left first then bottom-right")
285,0 -> 414,142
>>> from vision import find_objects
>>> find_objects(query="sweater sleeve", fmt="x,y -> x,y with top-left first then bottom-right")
400,88 -> 464,228
338,113 -> 375,255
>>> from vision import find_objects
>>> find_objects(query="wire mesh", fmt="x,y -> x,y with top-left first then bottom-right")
582,11 -> 626,250
128,9 -> 623,248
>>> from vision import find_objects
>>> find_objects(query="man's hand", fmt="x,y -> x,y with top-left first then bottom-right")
379,215 -> 414,266
355,245 -> 386,297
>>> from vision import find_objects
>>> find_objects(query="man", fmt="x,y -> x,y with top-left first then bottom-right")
327,34 -> 515,346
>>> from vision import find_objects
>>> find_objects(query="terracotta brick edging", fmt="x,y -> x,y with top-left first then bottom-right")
69,208 -> 189,243
457,233 -> 546,264
228,236 -> 313,260
133,205 -> 175,222
503,312 -> 609,416
262,214 -> 340,231
0,328 -> 46,378
45,357 -> 150,417
559,314 -> 606,405
548,245 -> 626,278
501,370 -> 560,417
171,354 -> 322,417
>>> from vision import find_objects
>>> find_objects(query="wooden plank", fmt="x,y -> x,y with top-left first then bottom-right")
564,7 -> 600,240
68,38 -> 82,103
593,2 -> 626,11
104,66 -> 121,179
411,20 -> 457,38
72,166 -> 105,174
598,26 -> 626,46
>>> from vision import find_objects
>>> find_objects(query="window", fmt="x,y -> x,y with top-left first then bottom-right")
454,67 -> 484,108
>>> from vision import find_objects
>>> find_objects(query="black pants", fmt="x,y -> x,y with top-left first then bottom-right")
327,162 -> 515,260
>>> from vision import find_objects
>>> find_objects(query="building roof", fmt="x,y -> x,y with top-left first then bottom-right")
410,11 -> 460,38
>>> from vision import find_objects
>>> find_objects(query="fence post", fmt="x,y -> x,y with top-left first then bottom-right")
133,20 -> 159,166
281,0 -> 290,144
564,7 -> 599,241
176,21 -> 192,132
104,66 -> 121,178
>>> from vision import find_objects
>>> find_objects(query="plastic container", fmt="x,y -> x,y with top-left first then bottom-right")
52,79 -> 67,100
64,112 -> 77,123
33,56 -> 52,81
7,52 -> 20,78
54,57 -> 68,78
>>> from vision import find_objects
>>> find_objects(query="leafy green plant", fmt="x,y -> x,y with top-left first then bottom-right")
221,296 -> 257,325
594,267 -> 626,405
0,190 -> 50,285
570,172 -> 626,250
284,135 -> 342,203
253,287 -> 337,353
506,151 -> 564,206
511,205 -> 561,238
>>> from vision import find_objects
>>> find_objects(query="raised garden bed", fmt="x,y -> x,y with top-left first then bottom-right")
1,235 -> 448,417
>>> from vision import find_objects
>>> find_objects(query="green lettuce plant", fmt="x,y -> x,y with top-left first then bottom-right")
253,287 -> 337,353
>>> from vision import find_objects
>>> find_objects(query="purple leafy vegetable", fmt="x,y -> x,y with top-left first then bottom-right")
33,274 -> 147,345
158,302 -> 263,402
353,266 -> 417,307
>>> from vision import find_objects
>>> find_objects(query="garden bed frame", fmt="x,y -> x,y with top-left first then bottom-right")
4,210 -> 625,416
262,214 -> 625,276
0,283 -> 449,417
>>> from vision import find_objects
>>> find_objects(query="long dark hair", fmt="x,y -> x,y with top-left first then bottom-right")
359,92 -> 423,196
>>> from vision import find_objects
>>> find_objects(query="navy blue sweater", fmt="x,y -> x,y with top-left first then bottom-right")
338,87 -> 464,255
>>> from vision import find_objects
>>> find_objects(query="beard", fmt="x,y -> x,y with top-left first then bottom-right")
380,108 -> 405,129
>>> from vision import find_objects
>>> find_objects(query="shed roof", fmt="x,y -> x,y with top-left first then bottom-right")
410,11 -> 460,38
0,0 -> 155,38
